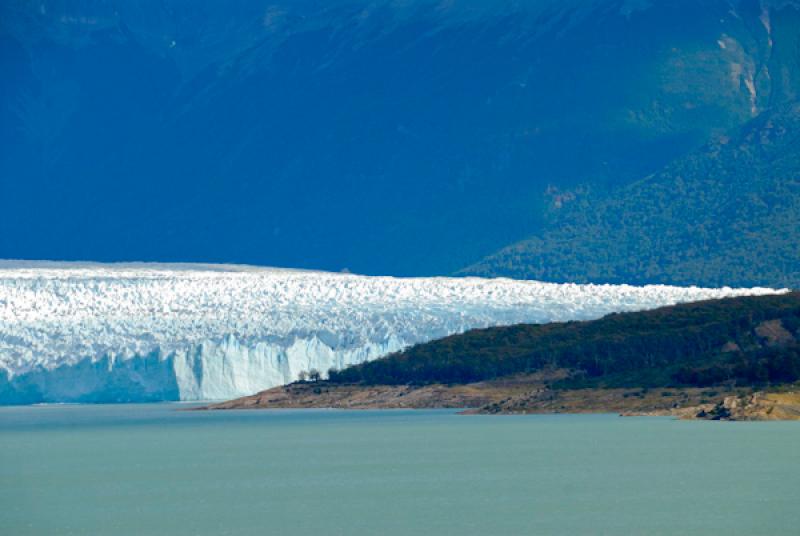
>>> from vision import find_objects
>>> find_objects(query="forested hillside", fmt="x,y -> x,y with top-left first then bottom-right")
328,292 -> 800,389
463,102 -> 800,287
3,0 -> 799,277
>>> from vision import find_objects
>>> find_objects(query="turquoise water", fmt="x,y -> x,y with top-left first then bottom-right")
1,405 -> 798,536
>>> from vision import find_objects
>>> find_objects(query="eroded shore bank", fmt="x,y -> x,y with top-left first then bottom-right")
200,375 -> 800,421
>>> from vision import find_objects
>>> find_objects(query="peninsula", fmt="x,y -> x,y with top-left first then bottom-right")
205,292 -> 800,420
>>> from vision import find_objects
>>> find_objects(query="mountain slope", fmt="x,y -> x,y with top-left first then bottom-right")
2,0 -> 799,275
463,101 -> 800,287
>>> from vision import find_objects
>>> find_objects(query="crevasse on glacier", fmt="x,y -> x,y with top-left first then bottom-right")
0,261 -> 785,404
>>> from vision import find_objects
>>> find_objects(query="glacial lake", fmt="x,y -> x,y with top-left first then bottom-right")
1,405 -> 798,536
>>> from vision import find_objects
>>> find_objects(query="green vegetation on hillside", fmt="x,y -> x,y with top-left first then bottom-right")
328,292 -> 800,389
4,1 -> 800,276
462,102 -> 800,288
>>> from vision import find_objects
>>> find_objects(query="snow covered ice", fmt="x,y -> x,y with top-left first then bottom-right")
0,261 -> 785,404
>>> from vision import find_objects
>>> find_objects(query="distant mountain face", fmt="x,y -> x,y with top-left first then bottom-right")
1,0 -> 798,276
463,101 -> 800,288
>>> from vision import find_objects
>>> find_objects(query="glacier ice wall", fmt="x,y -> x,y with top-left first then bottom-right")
0,261 -> 785,404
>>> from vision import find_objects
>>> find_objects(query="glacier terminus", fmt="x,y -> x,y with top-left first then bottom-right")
0,261 -> 785,404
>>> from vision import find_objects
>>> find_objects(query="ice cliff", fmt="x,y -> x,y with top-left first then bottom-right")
0,261 -> 784,404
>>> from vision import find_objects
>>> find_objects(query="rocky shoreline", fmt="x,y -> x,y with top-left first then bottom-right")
199,375 -> 800,421
639,392 -> 800,421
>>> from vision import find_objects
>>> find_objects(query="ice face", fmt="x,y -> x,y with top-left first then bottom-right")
0,262 -> 785,404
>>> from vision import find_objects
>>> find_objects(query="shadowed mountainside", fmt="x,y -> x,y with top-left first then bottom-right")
463,102 -> 800,287
3,0 -> 799,276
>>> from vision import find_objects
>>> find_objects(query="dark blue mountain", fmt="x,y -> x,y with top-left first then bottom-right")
463,101 -> 800,288
2,0 -> 797,275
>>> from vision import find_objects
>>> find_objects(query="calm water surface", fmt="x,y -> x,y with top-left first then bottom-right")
1,404 -> 798,536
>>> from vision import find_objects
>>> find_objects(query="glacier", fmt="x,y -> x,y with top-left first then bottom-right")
0,261 -> 785,405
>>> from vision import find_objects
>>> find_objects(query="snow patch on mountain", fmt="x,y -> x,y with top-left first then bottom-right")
0,262 -> 785,404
